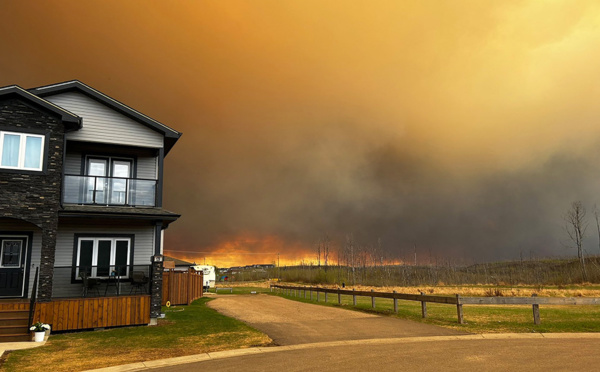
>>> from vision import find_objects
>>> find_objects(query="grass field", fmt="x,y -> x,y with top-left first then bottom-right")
214,282 -> 600,334
1,298 -> 270,372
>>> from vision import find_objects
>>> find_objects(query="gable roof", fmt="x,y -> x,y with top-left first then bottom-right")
163,255 -> 195,266
0,84 -> 82,130
29,80 -> 182,155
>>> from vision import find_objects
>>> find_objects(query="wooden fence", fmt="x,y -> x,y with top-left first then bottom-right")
162,269 -> 204,306
271,284 -> 600,325
32,295 -> 151,331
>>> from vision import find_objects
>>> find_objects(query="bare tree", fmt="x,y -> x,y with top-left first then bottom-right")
315,241 -> 321,267
594,204 -> 600,254
319,234 -> 330,268
564,201 -> 588,281
345,234 -> 356,285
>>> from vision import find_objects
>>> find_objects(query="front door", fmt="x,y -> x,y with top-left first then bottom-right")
0,237 -> 27,297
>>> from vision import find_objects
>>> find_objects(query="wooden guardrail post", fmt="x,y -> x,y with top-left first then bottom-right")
371,289 -> 376,309
532,293 -> 541,325
393,290 -> 398,313
353,289 -> 357,306
325,291 -> 328,303
304,287 -> 307,299
316,289 -> 319,302
456,294 -> 464,324
338,288 -> 341,304
310,287 -> 313,301
421,292 -> 427,318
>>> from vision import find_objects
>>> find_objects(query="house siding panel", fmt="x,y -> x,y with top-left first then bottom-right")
64,152 -> 82,174
137,156 -> 157,180
46,92 -> 163,149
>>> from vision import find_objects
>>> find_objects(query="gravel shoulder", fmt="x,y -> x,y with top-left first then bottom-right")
206,294 -> 466,345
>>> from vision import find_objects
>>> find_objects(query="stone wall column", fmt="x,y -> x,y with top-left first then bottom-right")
150,257 -> 164,319
38,228 -> 57,302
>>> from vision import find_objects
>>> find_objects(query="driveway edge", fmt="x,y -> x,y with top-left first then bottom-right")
85,333 -> 600,371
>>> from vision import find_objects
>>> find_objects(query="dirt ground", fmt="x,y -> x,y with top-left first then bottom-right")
207,294 -> 466,345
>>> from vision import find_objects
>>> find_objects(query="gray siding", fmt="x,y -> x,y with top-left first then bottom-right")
46,92 -> 164,149
0,220 -> 41,297
64,151 -> 82,174
137,156 -> 157,179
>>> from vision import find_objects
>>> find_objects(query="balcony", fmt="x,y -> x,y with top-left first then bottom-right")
63,175 -> 157,207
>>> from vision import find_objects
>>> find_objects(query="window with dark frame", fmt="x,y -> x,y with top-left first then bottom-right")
76,237 -> 131,278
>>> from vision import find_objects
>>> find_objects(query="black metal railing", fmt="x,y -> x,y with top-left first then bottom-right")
28,267 -> 39,328
62,175 -> 157,207
52,265 -> 152,298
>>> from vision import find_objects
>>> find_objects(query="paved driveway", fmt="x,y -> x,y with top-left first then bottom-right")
206,294 -> 466,345
157,336 -> 600,372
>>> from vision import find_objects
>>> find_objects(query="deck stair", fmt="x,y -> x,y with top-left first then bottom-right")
0,304 -> 31,343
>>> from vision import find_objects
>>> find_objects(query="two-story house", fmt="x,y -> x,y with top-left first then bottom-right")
0,81 -> 181,341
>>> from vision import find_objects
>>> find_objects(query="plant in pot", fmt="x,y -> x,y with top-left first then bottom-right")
30,322 -> 51,342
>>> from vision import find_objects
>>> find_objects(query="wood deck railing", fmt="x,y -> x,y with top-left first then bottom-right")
271,284 -> 600,325
32,295 -> 151,331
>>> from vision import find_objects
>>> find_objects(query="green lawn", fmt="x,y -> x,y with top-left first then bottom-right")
1,298 -> 271,372
272,288 -> 600,334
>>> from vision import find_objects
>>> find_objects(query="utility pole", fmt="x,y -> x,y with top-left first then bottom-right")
277,253 -> 280,280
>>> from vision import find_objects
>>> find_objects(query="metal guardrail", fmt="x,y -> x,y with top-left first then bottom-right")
271,284 -> 600,325
63,174 -> 157,206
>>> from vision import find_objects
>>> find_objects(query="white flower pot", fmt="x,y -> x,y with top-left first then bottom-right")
34,331 -> 45,342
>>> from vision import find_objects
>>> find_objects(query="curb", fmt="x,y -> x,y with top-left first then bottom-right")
84,333 -> 600,371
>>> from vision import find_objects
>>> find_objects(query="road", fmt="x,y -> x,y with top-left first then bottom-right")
151,294 -> 600,371
158,336 -> 600,371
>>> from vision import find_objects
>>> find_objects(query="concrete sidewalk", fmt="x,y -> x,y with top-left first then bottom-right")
0,340 -> 45,357
84,333 -> 600,372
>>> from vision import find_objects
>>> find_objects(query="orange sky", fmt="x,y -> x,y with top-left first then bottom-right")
2,1 -> 600,266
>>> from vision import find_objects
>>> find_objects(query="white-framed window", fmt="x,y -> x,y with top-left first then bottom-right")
0,131 -> 45,171
76,237 -> 131,278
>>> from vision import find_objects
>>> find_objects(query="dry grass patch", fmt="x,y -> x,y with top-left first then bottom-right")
2,298 -> 271,372
285,282 -> 600,298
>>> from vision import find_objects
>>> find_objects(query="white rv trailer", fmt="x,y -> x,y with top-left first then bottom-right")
192,265 -> 216,289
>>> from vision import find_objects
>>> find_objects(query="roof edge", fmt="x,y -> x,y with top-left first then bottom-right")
0,85 -> 82,129
29,80 -> 182,143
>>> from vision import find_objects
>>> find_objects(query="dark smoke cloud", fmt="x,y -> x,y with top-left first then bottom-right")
2,1 -> 600,265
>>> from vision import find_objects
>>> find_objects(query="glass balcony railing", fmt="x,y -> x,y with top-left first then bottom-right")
63,175 -> 157,207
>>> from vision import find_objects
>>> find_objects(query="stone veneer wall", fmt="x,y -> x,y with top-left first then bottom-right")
150,259 -> 164,318
0,98 -> 65,301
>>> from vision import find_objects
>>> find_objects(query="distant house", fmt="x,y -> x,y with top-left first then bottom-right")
0,80 -> 181,341
163,255 -> 195,271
